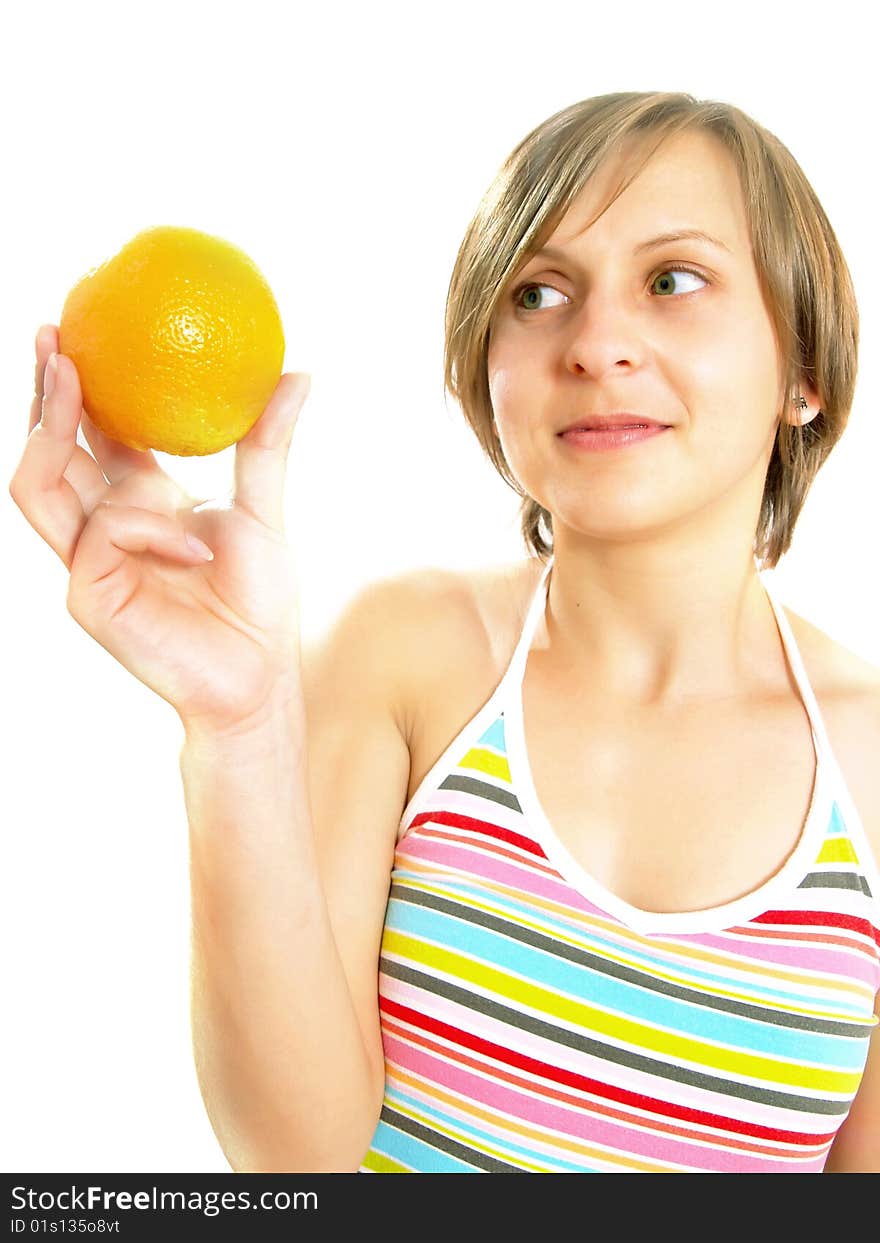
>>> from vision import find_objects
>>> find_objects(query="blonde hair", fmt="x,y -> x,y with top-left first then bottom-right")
443,91 -> 859,568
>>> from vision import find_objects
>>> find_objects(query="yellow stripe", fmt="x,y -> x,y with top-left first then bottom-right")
384,928 -> 861,1095
816,837 -> 859,865
393,864 -> 876,1017
385,1084 -> 550,1171
458,746 -> 512,783
392,873 -> 867,1026
394,854 -> 876,1008
360,1150 -> 412,1173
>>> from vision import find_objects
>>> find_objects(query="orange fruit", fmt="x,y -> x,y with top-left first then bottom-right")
58,225 -> 285,455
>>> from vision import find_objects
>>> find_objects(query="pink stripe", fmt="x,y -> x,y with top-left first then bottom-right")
399,830 -> 877,997
380,974 -> 840,1137
417,788 -> 525,829
397,830 -> 875,1004
404,816 -> 556,870
397,833 -> 606,911
688,929 -> 879,990
381,1030 -> 822,1173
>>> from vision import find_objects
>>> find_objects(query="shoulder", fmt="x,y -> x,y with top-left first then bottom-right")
783,604 -> 880,867
318,555 -> 541,743
390,550 -> 542,681
781,604 -> 880,707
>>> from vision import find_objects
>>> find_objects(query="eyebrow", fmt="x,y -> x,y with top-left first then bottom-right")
532,229 -> 733,262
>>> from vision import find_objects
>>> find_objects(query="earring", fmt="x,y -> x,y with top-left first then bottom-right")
791,394 -> 822,424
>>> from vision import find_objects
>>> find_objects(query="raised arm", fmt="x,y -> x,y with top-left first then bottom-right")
10,327 -> 412,1172
184,575 -> 413,1171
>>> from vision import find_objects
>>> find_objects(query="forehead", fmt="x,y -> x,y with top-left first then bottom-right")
540,128 -> 750,257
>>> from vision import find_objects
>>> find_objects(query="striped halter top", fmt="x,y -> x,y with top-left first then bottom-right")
359,555 -> 880,1173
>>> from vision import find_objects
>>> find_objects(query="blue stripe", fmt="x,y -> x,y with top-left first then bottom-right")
825,802 -> 850,837
363,1121 -> 479,1173
384,897 -> 865,1070
477,716 -> 508,752
375,1085 -> 597,1172
391,865 -> 870,1022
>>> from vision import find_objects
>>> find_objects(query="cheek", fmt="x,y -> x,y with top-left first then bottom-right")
676,307 -> 779,423
705,297 -> 780,391
487,357 -> 522,416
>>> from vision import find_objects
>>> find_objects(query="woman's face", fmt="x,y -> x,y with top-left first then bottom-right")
487,129 -> 815,550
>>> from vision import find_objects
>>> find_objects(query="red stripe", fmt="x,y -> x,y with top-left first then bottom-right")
410,810 -> 549,859
380,994 -> 836,1147
405,831 -> 559,883
750,909 -> 879,938
381,1015 -> 823,1159
730,925 -> 874,956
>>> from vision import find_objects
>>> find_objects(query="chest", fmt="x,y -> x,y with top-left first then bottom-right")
405,613 -> 880,917
519,660 -> 816,912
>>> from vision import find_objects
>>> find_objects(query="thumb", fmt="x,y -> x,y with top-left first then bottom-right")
233,371 -> 310,532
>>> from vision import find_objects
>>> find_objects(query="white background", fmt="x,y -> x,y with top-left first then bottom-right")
2,0 -> 877,1173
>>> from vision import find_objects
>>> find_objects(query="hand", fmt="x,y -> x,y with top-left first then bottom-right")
10,324 -> 312,734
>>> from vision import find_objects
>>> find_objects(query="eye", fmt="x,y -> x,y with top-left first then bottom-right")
650,266 -> 708,297
511,282 -> 569,312
510,265 -> 709,314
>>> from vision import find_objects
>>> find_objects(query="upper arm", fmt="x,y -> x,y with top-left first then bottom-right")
298,573 -> 419,1111
823,1017 -> 880,1172
823,683 -> 880,1172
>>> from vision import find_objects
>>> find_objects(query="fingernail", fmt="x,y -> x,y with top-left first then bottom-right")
185,534 -> 214,560
44,354 -> 57,399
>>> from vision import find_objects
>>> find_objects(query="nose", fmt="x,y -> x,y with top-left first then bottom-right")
562,286 -> 646,378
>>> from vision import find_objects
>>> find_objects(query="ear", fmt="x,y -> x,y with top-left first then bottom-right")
783,381 -> 822,427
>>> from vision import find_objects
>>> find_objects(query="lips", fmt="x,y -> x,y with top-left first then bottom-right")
559,413 -> 669,433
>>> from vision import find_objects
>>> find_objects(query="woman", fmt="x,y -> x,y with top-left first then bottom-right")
10,91 -> 879,1173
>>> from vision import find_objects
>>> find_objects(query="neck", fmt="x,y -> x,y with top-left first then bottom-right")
543,529 -> 783,708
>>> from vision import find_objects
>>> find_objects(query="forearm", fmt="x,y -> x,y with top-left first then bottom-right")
181,704 -> 381,1173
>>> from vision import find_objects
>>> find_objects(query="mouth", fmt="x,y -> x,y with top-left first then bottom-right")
558,414 -> 671,434
558,423 -> 671,452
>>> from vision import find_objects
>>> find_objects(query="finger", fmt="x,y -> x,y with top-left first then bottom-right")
28,375 -> 108,515
233,372 -> 310,532
68,501 -> 214,617
29,323 -> 60,433
67,502 -> 213,652
31,329 -> 106,510
76,414 -> 201,517
11,352 -> 99,568
62,445 -> 111,514
79,407 -> 167,486
78,500 -> 214,574
34,322 -> 168,489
